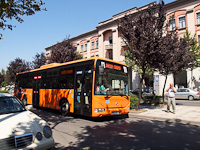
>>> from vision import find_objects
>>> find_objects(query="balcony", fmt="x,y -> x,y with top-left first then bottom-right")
105,44 -> 113,50
121,41 -> 127,47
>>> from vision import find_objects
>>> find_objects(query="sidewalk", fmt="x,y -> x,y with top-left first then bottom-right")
129,105 -> 200,125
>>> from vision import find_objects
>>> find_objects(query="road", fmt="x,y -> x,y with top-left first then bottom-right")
175,99 -> 200,106
30,107 -> 200,150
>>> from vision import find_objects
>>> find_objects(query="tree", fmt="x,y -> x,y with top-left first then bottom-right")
7,58 -> 31,83
157,30 -> 191,103
0,69 -> 9,87
47,38 -> 83,64
32,52 -> 46,69
0,0 -> 46,39
183,30 -> 200,89
118,1 -> 166,109
0,73 -> 4,86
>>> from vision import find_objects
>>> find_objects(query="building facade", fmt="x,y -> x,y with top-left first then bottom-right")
46,0 -> 200,95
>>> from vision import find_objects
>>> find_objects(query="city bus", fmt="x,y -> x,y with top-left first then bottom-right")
14,57 -> 130,117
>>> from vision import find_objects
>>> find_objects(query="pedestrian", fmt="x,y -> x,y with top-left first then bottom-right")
166,83 -> 177,114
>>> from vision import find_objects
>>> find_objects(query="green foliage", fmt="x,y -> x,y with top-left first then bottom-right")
0,0 -> 46,39
183,30 -> 200,68
0,90 -> 8,93
0,69 -> 9,87
1,80 -> 9,87
143,95 -> 161,105
130,94 -> 138,109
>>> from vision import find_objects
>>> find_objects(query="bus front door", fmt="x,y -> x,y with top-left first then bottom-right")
74,70 -> 92,116
33,75 -> 41,107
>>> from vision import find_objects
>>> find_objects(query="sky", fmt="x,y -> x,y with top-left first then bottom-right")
0,0 -> 175,71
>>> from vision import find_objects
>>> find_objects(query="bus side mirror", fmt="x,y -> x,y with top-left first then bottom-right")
99,66 -> 104,76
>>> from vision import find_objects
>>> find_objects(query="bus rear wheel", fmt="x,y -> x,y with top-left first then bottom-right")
60,100 -> 70,116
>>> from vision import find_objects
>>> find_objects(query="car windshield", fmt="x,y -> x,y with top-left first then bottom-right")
0,97 -> 25,115
95,60 -> 129,96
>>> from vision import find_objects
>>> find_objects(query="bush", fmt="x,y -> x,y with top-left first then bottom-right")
143,95 -> 161,105
130,94 -> 138,109
0,90 -> 8,93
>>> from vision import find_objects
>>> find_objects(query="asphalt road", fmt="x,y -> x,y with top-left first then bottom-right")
175,99 -> 200,106
30,107 -> 200,150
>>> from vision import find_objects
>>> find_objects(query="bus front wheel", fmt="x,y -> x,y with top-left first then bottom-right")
60,99 -> 70,116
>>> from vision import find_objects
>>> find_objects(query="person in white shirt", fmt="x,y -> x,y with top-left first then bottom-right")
166,83 -> 177,114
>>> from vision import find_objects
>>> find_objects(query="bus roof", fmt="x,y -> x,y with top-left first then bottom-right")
17,57 -> 127,75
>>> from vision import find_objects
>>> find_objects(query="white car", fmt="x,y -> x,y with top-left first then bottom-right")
0,93 -> 54,150
165,88 -> 200,100
175,88 -> 200,100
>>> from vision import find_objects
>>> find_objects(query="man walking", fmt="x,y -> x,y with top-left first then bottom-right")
166,83 -> 177,114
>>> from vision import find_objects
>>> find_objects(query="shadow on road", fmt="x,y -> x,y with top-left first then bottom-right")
59,120 -> 200,150
30,107 -> 200,150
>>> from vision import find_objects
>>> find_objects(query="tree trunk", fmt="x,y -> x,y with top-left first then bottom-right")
162,75 -> 168,105
191,68 -> 193,89
136,71 -> 145,110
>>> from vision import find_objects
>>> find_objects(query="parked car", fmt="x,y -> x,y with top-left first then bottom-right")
131,87 -> 153,96
165,88 -> 200,100
175,88 -> 200,100
0,93 -> 54,150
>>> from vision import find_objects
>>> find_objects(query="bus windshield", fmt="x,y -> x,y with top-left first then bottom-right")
95,60 -> 128,96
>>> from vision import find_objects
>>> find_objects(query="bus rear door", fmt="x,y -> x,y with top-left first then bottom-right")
33,75 -> 41,107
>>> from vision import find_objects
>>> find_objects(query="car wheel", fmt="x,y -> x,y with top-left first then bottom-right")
60,100 -> 70,116
188,95 -> 194,101
22,97 -> 27,106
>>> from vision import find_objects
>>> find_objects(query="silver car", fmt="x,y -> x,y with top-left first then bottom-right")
175,88 -> 200,100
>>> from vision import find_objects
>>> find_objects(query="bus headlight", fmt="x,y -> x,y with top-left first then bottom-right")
127,107 -> 130,110
94,108 -> 105,113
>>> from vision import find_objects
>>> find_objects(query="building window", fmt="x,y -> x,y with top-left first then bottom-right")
81,45 -> 83,52
179,16 -> 186,29
109,37 -> 113,44
197,13 -> 200,24
169,19 -> 176,31
91,41 -> 94,50
96,40 -> 98,48
85,43 -> 87,51
108,51 -> 113,60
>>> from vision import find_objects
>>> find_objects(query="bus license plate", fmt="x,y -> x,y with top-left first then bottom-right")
112,112 -> 120,115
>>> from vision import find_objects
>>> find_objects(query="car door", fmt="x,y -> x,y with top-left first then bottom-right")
183,89 -> 190,99
175,89 -> 182,99
181,89 -> 189,99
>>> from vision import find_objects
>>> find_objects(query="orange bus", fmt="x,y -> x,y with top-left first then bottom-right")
14,57 -> 130,117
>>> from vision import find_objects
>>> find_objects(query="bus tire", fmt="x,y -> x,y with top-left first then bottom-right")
59,99 -> 70,116
22,96 -> 27,106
